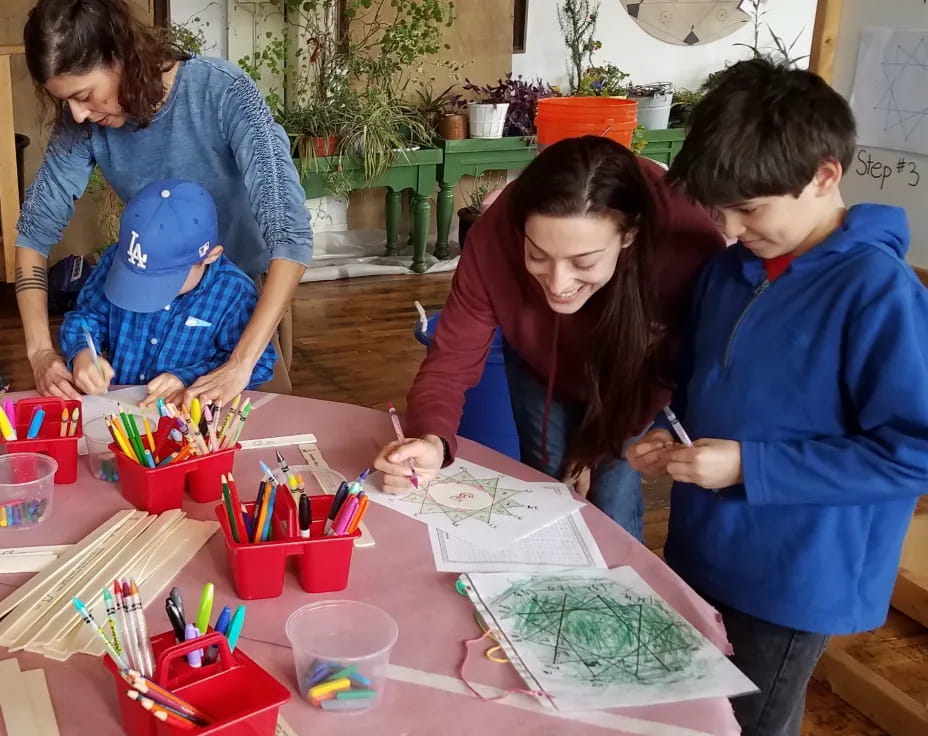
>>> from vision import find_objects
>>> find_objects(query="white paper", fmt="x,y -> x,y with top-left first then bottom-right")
365,459 -> 583,549
78,387 -> 161,456
430,511 -> 606,573
851,27 -> 928,156
460,567 -> 757,712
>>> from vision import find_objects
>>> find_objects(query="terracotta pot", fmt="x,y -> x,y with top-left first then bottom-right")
439,114 -> 468,140
311,135 -> 338,157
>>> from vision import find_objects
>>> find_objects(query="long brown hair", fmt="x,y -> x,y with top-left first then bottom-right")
24,0 -> 187,134
509,136 -> 665,469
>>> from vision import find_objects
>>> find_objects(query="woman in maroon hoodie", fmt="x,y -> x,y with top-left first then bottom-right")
373,136 -> 723,539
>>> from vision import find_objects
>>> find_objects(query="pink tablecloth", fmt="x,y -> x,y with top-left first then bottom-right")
0,391 -> 740,736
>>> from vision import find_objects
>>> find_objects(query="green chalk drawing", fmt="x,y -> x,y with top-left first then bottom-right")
492,576 -> 703,685
405,468 -> 535,527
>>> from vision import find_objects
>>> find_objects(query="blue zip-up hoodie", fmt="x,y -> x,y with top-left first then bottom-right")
663,204 -> 928,635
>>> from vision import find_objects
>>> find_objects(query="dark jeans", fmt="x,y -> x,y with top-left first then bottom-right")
710,596 -> 830,736
501,342 -> 644,541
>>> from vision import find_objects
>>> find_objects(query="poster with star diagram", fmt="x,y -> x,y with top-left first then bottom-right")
365,459 -> 583,549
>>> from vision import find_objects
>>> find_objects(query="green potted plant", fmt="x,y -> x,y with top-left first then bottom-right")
577,63 -> 629,97
414,84 -> 468,141
457,174 -> 505,247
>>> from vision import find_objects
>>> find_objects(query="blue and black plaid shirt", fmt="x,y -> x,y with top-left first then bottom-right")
59,247 -> 276,387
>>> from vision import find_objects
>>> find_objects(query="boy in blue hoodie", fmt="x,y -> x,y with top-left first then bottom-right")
628,59 -> 928,735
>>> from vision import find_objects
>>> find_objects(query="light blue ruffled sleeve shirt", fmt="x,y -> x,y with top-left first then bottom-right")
16,55 -> 312,277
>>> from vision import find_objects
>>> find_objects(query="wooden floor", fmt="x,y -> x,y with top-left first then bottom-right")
1,273 -> 921,735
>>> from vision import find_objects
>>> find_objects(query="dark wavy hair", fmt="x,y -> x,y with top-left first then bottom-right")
24,0 -> 188,134
509,136 -> 663,470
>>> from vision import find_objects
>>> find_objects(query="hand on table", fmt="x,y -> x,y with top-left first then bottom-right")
666,439 -> 743,490
30,348 -> 81,400
71,349 -> 113,396
184,356 -> 252,406
142,374 -> 185,408
373,434 -> 444,493
627,429 -> 675,478
563,466 -> 591,497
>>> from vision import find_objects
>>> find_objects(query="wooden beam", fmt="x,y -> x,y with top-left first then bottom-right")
815,646 -> 928,736
0,46 -> 25,56
0,52 -> 21,283
809,0 -> 844,84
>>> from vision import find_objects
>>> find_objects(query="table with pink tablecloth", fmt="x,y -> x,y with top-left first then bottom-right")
0,391 -> 740,736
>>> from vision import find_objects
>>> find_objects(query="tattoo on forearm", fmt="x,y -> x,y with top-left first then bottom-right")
15,265 -> 48,293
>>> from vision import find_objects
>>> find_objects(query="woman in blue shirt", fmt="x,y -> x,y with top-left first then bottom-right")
15,0 -> 312,404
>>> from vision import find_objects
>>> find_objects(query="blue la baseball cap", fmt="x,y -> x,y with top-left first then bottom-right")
104,179 -> 219,313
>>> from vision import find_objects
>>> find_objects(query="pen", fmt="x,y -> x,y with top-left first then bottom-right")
662,406 -> 693,448
80,317 -> 106,383
386,402 -> 419,488
299,493 -> 311,538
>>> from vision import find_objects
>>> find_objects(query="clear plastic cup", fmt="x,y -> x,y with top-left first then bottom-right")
85,417 -> 120,482
0,453 -> 57,529
286,600 -> 398,714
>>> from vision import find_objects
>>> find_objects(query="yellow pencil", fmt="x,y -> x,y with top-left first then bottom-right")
141,415 -> 157,462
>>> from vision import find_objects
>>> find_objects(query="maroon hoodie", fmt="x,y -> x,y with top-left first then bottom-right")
406,157 -> 724,460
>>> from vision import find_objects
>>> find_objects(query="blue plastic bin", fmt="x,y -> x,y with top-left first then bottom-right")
414,313 -> 520,461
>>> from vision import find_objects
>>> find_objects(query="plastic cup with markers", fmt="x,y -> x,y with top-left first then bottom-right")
286,600 -> 398,714
0,453 -> 57,529
85,417 -> 120,483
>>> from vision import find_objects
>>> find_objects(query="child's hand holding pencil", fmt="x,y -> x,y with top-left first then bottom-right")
72,349 -> 114,395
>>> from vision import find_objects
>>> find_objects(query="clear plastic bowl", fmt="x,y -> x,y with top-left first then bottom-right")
0,453 -> 57,529
85,417 -> 120,482
286,600 -> 398,714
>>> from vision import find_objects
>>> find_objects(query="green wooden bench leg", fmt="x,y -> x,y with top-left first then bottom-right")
411,194 -> 430,274
435,182 -> 454,260
384,189 -> 402,256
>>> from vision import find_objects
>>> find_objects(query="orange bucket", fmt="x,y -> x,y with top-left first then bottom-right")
535,97 -> 638,148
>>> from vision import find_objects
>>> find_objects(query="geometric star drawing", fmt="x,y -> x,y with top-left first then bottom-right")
876,36 -> 928,141
407,467 -> 530,526
493,576 -> 703,685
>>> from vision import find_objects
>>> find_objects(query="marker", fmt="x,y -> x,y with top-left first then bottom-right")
324,482 -> 350,535
0,404 -> 16,441
204,605 -> 232,664
662,406 -> 693,448
347,468 -> 370,496
329,495 -> 359,537
26,408 -> 45,439
169,587 -> 185,622
185,624 -> 202,667
387,402 -> 419,488
72,597 -> 129,670
299,493 -> 311,538
225,605 -> 246,651
190,397 -> 202,428
194,583 -> 214,635
346,493 -> 369,535
165,599 -> 186,643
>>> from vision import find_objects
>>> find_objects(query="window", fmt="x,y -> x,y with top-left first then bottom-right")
513,0 -> 528,53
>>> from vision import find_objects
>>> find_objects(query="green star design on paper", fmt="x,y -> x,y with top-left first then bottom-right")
407,468 -> 529,526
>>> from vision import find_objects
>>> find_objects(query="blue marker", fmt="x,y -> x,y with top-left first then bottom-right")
26,408 -> 46,439
214,605 -> 232,636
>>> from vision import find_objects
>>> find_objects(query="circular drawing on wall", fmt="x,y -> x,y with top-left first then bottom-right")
620,0 -> 751,46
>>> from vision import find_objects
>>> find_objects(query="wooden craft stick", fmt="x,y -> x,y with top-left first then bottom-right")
238,433 -> 318,450
276,716 -> 299,736
0,658 -> 32,736
21,668 -> 60,736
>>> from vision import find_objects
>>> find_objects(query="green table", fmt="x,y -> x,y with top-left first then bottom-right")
435,137 -> 536,258
433,130 -> 687,259
299,147 -> 443,273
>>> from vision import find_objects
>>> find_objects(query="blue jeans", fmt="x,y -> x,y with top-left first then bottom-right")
502,342 -> 644,540
706,594 -> 830,736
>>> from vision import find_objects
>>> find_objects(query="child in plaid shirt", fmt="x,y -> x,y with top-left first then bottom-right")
59,179 -> 276,405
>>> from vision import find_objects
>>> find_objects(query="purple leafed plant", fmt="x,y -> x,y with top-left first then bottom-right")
463,74 -> 561,136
